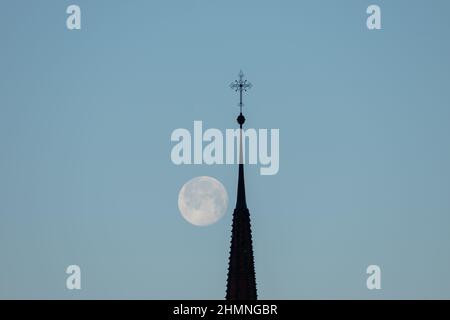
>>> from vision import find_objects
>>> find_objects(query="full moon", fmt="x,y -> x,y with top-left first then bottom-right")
178,176 -> 228,227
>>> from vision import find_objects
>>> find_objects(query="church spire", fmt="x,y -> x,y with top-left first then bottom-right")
226,71 -> 257,300
230,70 -> 251,210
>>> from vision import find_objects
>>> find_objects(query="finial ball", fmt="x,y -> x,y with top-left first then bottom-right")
237,114 -> 246,125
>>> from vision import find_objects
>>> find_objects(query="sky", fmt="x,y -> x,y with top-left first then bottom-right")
1,0 -> 450,299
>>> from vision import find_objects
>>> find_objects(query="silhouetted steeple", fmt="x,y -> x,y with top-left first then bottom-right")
226,71 -> 257,300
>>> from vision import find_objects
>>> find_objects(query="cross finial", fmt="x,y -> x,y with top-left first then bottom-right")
230,70 -> 252,116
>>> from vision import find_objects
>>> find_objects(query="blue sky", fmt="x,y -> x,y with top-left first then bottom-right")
1,0 -> 450,299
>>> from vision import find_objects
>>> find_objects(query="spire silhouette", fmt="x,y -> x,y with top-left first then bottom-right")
226,71 -> 257,300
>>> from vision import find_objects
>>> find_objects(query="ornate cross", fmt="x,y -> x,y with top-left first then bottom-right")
230,70 -> 252,115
